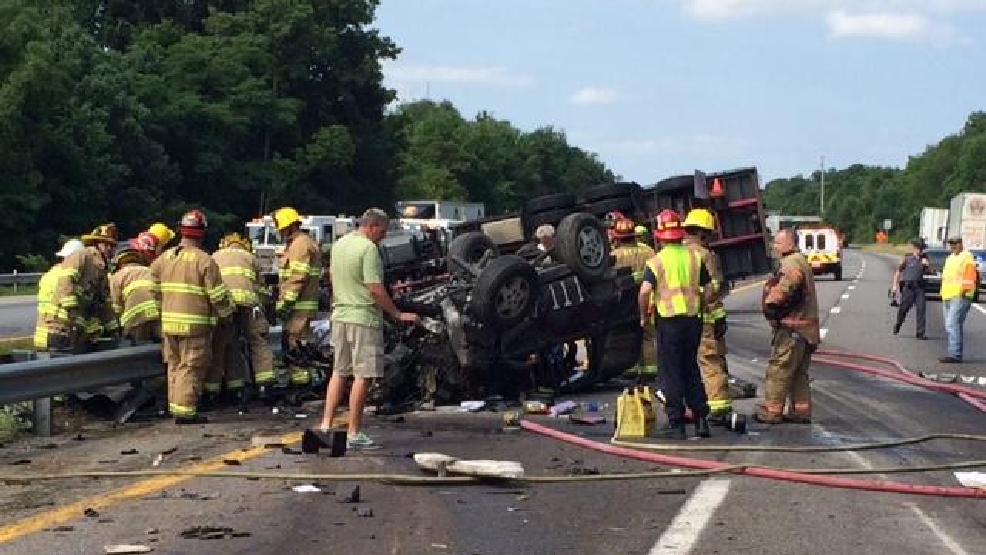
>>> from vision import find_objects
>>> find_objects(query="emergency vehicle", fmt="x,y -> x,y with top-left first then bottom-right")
246,215 -> 357,276
796,223 -> 844,280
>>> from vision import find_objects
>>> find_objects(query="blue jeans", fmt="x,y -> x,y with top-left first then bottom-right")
942,297 -> 972,359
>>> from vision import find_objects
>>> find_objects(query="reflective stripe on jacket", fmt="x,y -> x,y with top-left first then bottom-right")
214,247 -> 264,307
151,245 -> 233,337
645,244 -> 703,318
277,232 -> 321,312
613,243 -> 656,283
34,266 -> 64,348
941,251 -> 977,301
684,236 -> 728,323
110,264 -> 160,330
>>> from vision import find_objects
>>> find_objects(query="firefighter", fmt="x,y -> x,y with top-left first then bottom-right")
46,225 -> 118,353
147,222 -> 176,257
34,239 -> 85,350
635,224 -> 652,249
135,231 -> 162,263
109,240 -> 161,344
273,206 -> 322,386
683,208 -> 733,422
638,210 -> 712,440
611,217 -> 657,376
206,232 -> 276,397
150,210 -> 233,424
757,228 -> 820,424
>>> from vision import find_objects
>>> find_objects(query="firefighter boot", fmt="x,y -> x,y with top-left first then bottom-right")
695,416 -> 711,438
753,403 -> 784,424
652,420 -> 686,440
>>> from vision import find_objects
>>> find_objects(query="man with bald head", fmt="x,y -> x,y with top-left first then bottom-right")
757,228 -> 820,424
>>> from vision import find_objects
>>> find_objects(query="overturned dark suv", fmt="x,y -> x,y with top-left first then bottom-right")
376,190 -> 643,407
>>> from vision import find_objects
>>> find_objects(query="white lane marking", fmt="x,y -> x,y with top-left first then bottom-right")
815,425 -> 970,555
841,293 -> 850,299
648,479 -> 731,555
820,328 -> 828,340
848,285 -> 856,290
830,306 -> 842,314
972,304 -> 986,317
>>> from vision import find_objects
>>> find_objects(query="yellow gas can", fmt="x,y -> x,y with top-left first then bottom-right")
614,387 -> 656,438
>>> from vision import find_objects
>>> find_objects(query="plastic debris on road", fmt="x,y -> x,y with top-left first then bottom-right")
548,401 -> 578,417
954,472 -> 986,489
104,545 -> 153,554
459,400 -> 485,412
292,484 -> 322,493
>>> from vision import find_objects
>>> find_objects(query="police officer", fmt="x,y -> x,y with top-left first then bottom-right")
891,238 -> 930,339
639,210 -> 712,440
756,229 -> 820,424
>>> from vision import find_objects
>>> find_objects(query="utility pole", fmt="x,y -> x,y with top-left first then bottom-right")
819,155 -> 825,219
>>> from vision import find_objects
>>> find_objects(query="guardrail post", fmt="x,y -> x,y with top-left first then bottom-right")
12,269 -> 17,294
30,351 -> 52,437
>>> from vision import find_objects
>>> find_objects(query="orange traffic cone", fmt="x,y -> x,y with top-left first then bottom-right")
710,177 -> 724,198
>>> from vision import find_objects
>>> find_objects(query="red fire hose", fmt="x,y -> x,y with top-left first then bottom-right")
521,350 -> 986,499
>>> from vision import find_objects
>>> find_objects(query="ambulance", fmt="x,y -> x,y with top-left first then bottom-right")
796,224 -> 844,281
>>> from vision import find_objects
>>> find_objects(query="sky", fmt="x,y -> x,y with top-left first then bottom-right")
373,0 -> 986,185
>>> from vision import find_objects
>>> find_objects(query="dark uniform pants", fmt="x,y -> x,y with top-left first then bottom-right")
655,315 -> 708,423
895,282 -> 926,336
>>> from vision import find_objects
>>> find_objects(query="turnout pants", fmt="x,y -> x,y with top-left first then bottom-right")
285,309 -> 314,385
895,282 -> 926,337
242,306 -> 275,385
205,320 -> 246,393
654,315 -> 708,423
762,328 -> 813,417
163,334 -> 211,418
698,322 -> 731,414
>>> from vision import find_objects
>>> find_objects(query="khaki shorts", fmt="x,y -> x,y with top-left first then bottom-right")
331,322 -> 384,379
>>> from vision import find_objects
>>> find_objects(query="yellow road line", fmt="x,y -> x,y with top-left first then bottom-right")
0,430 -> 304,544
0,336 -> 31,343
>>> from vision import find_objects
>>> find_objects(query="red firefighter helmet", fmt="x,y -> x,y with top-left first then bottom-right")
653,209 -> 686,242
612,217 -> 636,239
179,209 -> 208,239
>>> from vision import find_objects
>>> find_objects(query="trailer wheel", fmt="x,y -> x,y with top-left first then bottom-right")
555,213 -> 612,283
448,232 -> 497,275
472,255 -> 538,329
525,193 -> 578,214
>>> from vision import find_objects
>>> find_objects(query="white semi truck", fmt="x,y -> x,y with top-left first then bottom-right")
919,207 -> 949,249
946,193 -> 986,250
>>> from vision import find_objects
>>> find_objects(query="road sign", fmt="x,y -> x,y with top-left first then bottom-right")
883,219 -> 893,230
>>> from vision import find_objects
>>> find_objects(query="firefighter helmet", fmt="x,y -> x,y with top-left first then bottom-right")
653,209 -> 686,242
133,232 -> 159,261
219,232 -> 252,251
148,222 -> 175,246
683,208 -> 716,231
81,224 -> 119,247
179,209 -> 208,239
110,242 -> 144,272
611,218 -> 636,239
272,207 -> 302,231
55,238 -> 85,258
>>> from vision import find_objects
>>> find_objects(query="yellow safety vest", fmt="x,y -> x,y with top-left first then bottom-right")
645,244 -> 703,318
614,243 -> 656,283
941,251 -> 977,301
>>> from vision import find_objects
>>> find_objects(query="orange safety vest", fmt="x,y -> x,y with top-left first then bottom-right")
644,244 -> 703,318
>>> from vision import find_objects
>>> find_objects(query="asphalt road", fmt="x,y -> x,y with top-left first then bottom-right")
0,249 -> 984,555
0,296 -> 35,339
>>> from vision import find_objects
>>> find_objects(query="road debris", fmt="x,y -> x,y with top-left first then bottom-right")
355,507 -> 374,517
180,526 -> 251,540
569,414 -> 606,426
292,484 -> 322,493
460,400 -> 486,412
222,459 -> 242,466
338,485 -> 361,503
120,449 -> 139,456
84,508 -> 100,518
104,545 -> 153,554
954,472 -> 986,489
549,401 -> 578,417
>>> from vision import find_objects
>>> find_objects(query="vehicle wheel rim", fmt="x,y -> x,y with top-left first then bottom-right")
578,227 -> 606,268
495,277 -> 531,320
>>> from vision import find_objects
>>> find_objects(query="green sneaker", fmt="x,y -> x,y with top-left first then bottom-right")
346,431 -> 378,450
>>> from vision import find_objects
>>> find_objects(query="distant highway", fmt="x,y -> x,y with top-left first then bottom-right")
0,296 -> 35,339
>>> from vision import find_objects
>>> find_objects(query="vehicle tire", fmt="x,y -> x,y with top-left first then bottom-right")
525,193 -> 578,214
587,197 -> 636,217
833,265 -> 842,281
471,255 -> 538,329
581,183 -> 637,203
554,212 -> 612,283
447,232 -> 498,275
526,207 -> 577,233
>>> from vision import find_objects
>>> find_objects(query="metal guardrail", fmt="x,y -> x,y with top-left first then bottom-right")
0,345 -> 164,407
0,271 -> 42,288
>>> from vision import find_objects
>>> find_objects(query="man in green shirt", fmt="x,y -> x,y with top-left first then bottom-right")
319,208 -> 419,448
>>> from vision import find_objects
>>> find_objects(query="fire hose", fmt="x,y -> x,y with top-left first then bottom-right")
523,349 -> 986,499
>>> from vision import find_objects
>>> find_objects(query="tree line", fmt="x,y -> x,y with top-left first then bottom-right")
0,0 -> 614,271
762,112 -> 986,244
